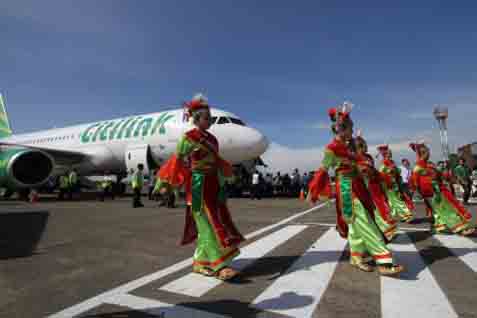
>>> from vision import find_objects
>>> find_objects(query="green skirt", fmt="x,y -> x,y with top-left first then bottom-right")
348,198 -> 393,265
431,195 -> 472,234
386,189 -> 413,222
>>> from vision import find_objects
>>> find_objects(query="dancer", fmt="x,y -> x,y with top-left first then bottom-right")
410,142 -> 474,236
159,94 -> 245,280
308,105 -> 404,275
353,133 -> 397,241
377,145 -> 414,223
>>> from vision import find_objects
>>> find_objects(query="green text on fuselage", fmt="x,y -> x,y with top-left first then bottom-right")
80,113 -> 175,144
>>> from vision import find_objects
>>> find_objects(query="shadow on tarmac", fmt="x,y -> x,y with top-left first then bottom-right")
0,210 -> 49,259
407,217 -> 431,225
79,299 -> 289,318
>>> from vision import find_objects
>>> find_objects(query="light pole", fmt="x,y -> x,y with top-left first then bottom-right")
433,106 -> 450,160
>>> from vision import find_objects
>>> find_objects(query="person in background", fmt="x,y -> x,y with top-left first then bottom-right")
148,169 -> 157,200
291,168 -> 302,197
58,173 -> 69,201
251,170 -> 261,200
471,168 -> 477,198
410,143 -> 474,236
399,158 -> 413,199
264,173 -> 274,197
100,171 -> 115,201
454,158 -> 472,205
438,161 -> 457,197
68,168 -> 78,200
377,145 -> 414,223
131,164 -> 145,208
153,177 -> 177,208
282,173 -> 291,197
302,172 -> 310,197
273,172 -> 282,196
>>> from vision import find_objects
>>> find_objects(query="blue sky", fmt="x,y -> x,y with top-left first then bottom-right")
2,1 -> 477,171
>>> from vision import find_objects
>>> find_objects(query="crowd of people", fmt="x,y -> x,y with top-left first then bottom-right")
248,169 -> 312,199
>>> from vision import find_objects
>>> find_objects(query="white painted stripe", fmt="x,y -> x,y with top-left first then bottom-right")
160,225 -> 308,297
294,222 -> 431,232
242,201 -> 330,239
251,228 -> 346,318
434,234 -> 477,272
47,203 -> 328,318
105,293 -> 227,318
381,233 -> 458,318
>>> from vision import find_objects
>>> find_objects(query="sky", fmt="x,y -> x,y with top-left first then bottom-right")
2,1 -> 477,173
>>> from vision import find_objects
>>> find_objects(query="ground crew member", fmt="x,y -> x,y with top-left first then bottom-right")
131,164 -> 145,208
153,177 -> 177,208
99,172 -> 115,201
68,169 -> 78,200
58,174 -> 69,200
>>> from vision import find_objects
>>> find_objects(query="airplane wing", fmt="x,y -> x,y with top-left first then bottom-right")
0,142 -> 88,166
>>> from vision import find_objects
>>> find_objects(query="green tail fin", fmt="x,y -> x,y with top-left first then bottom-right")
0,94 -> 13,138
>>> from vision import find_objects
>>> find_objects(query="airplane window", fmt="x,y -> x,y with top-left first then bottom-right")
217,117 -> 230,124
210,116 -> 217,124
229,118 -> 246,126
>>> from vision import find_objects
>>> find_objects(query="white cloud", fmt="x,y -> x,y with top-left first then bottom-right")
261,142 -> 324,174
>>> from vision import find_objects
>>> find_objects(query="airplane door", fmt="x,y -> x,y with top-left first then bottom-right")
125,144 -> 151,175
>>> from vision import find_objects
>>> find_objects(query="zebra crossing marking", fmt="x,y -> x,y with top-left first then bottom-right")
160,225 -> 308,297
251,228 -> 346,318
104,293 -> 228,318
434,234 -> 477,272
47,203 -> 327,318
381,233 -> 458,318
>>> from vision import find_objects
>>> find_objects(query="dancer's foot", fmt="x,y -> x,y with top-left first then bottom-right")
351,262 -> 374,272
378,264 -> 404,276
460,228 -> 475,236
193,267 -> 215,277
216,267 -> 239,281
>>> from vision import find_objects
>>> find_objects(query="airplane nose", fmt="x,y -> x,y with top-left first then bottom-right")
247,128 -> 269,157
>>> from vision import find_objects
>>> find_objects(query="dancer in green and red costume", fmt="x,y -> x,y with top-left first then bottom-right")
353,132 -> 398,241
308,104 -> 404,275
409,142 -> 475,236
159,94 -> 245,280
377,145 -> 415,223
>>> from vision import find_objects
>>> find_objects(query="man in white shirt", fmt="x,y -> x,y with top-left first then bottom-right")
399,158 -> 412,199
251,171 -> 261,200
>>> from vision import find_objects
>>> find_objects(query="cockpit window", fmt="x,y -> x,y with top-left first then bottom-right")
229,118 -> 246,126
217,117 -> 230,124
210,116 -> 217,124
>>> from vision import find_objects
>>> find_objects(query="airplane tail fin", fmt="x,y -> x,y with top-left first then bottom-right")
0,94 -> 13,139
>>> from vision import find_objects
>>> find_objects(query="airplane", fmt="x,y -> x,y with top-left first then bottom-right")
0,94 -> 269,196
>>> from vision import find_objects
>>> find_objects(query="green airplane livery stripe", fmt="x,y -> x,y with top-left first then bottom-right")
134,118 -> 153,137
100,121 -> 116,141
79,112 -> 175,144
124,117 -> 142,138
109,119 -> 126,140
81,123 -> 101,143
116,117 -> 134,139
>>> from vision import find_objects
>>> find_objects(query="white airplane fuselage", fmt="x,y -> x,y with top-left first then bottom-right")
2,108 -> 269,179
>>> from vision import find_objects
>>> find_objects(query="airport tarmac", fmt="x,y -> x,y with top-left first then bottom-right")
0,196 -> 476,318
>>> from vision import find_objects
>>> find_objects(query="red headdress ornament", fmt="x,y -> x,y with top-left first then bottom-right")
328,101 -> 353,134
376,144 -> 390,159
185,93 -> 209,116
409,142 -> 427,158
